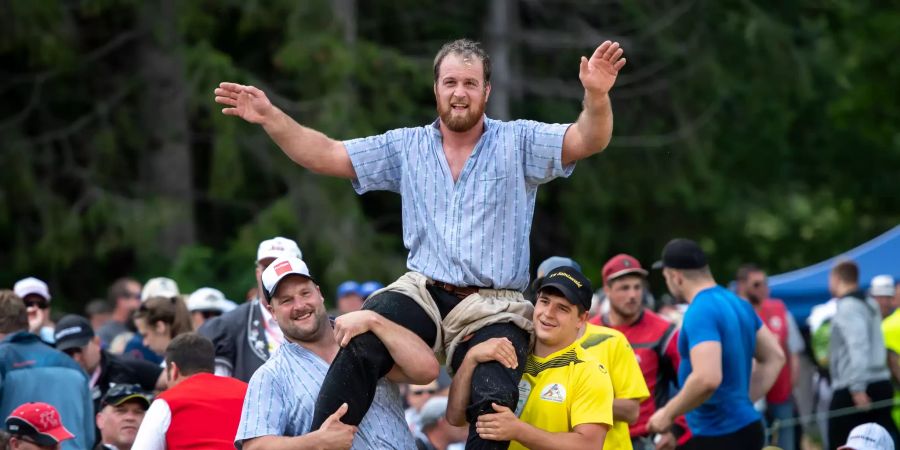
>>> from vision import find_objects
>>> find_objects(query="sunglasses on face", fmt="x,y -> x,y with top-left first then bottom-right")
23,299 -> 49,309
198,310 -> 223,320
410,389 -> 436,396
123,292 -> 141,300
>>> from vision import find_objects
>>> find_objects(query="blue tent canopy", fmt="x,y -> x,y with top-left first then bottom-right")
769,225 -> 900,325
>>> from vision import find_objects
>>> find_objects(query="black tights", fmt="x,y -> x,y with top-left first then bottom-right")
310,289 -> 529,450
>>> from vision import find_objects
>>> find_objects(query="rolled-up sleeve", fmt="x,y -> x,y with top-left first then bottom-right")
517,120 -> 574,185
345,128 -> 406,194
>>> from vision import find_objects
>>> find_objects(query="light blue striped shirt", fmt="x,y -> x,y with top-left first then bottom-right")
345,117 -> 574,291
235,342 -> 414,449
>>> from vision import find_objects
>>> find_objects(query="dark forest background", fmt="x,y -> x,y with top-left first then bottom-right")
2,0 -> 898,311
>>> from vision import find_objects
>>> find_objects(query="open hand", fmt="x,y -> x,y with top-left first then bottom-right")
579,41 -> 626,96
334,310 -> 377,347
475,403 -> 520,441
214,82 -> 275,125
465,338 -> 518,369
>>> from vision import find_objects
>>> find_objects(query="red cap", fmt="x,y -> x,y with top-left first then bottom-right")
5,402 -> 75,446
602,254 -> 648,285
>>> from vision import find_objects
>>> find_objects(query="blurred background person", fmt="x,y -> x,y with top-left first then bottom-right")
54,315 -> 163,416
405,381 -> 439,435
97,278 -> 142,347
13,277 -> 56,344
335,280 -> 363,315
132,294 -> 192,360
736,264 -> 804,450
117,278 -> 181,363
199,237 -> 303,382
132,334 -> 247,450
827,261 -> 898,448
5,402 -> 75,450
358,280 -> 384,301
96,385 -> 151,450
186,287 -> 237,330
85,299 -> 113,338
415,397 -> 467,450
0,291 -> 94,450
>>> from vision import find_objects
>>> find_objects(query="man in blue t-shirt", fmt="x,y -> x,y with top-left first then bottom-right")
646,238 -> 785,450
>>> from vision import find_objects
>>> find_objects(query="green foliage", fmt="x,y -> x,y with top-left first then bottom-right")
0,0 -> 897,313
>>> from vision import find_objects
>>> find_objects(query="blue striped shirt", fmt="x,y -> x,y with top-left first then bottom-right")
345,117 -> 574,291
235,343 -> 414,449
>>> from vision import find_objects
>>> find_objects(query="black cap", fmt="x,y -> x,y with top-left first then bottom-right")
54,315 -> 94,352
101,384 -> 151,409
535,266 -> 593,311
652,238 -> 708,270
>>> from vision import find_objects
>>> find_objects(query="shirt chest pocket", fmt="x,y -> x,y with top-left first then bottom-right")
474,169 -> 509,209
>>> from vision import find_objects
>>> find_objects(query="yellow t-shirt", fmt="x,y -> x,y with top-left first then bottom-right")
577,323 -> 651,450
509,340 -> 614,450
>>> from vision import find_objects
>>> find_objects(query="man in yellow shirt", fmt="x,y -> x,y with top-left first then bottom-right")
447,266 -> 615,450
578,323 -> 650,449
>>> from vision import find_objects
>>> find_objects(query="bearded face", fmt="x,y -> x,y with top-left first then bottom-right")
434,53 -> 490,133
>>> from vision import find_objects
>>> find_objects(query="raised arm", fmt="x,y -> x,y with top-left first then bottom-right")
749,324 -> 786,402
447,338 -> 518,426
214,82 -> 355,178
561,41 -> 627,165
333,310 -> 439,384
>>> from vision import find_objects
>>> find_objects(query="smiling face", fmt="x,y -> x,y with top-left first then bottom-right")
434,53 -> 490,133
533,288 -> 587,355
97,401 -> 146,448
268,275 -> 328,343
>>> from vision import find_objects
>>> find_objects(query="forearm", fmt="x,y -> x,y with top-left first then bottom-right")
565,92 -> 613,163
663,374 -> 717,419
749,359 -> 783,401
242,433 -> 328,450
261,107 -> 354,178
371,315 -> 438,384
447,357 -> 478,426
613,398 -> 640,424
513,421 -> 601,450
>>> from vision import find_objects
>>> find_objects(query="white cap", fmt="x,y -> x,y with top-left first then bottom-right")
261,257 -> 313,300
14,277 -> 51,301
257,237 -> 302,263
188,287 -> 238,313
839,422 -> 894,450
870,275 -> 896,297
141,277 -> 180,302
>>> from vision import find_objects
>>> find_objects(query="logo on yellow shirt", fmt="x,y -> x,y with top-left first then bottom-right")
540,383 -> 566,403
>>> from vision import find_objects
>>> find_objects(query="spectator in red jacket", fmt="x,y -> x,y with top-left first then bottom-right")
590,254 -> 691,450
131,333 -> 247,450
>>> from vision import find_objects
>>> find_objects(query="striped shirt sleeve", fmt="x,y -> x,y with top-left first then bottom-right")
235,366 -> 288,446
516,120 -> 574,185
344,128 -> 407,194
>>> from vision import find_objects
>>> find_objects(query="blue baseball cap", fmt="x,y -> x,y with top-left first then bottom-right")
359,281 -> 384,298
536,256 -> 581,279
336,281 -> 361,299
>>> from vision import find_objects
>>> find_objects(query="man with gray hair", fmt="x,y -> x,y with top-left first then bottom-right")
216,37 -> 627,449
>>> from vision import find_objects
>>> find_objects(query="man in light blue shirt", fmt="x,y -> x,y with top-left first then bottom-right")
237,256 -> 438,450
216,38 -> 626,449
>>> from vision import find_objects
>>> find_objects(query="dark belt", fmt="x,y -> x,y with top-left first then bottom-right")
427,280 -> 481,301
